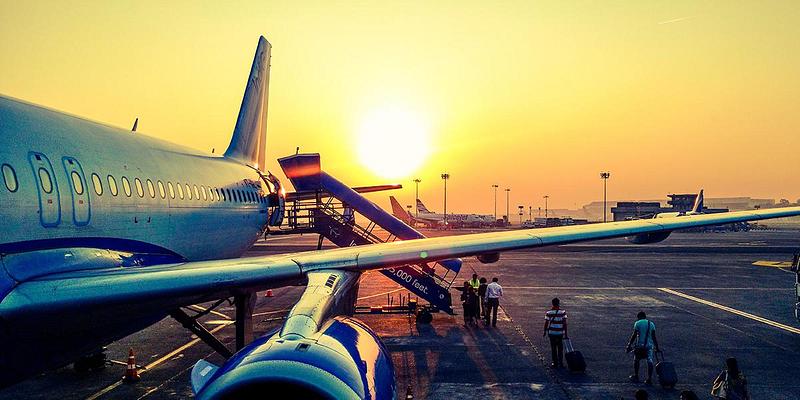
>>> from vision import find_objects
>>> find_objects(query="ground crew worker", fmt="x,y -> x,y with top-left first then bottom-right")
543,298 -> 567,368
469,273 -> 480,290
477,277 -> 488,321
626,311 -> 660,384
485,277 -> 503,327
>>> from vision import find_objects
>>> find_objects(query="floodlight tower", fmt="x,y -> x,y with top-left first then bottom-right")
413,178 -> 421,219
505,188 -> 511,225
441,173 -> 450,228
600,172 -> 611,223
492,184 -> 499,223
543,195 -> 549,219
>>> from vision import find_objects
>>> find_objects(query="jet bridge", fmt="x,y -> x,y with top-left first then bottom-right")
274,153 -> 462,314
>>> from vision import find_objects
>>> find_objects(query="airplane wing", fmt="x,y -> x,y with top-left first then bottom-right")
4,206 -> 800,319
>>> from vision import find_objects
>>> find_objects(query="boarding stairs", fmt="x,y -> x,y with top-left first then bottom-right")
274,154 -> 462,314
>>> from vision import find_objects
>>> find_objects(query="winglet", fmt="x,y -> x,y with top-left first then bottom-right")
691,189 -> 704,214
224,36 -> 271,169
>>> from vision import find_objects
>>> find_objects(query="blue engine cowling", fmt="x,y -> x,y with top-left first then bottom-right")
626,231 -> 671,244
192,316 -> 395,400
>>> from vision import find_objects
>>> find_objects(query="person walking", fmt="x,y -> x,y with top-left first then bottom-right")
711,357 -> 750,400
543,298 -> 568,368
625,311 -> 659,384
485,277 -> 503,327
477,277 -> 488,321
459,281 -> 473,326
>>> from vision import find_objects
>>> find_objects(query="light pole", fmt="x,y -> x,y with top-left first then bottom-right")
600,172 -> 610,223
505,188 -> 511,225
413,178 -> 421,219
492,184 -> 499,223
441,173 -> 449,228
543,195 -> 549,219
518,205 -> 524,225
529,205 -> 532,222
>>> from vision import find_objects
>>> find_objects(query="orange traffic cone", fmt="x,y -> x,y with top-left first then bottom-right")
122,348 -> 140,383
265,289 -> 273,297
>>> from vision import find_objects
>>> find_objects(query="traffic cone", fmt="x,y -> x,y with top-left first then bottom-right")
122,348 -> 140,383
265,289 -> 273,297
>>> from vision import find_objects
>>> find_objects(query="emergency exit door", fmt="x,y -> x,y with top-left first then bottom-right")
28,152 -> 61,227
62,156 -> 91,226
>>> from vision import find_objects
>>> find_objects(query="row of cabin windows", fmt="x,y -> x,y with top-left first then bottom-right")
1,163 -> 266,205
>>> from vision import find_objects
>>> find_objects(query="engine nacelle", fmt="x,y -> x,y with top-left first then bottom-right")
476,252 -> 500,264
193,316 -> 395,400
626,231 -> 671,244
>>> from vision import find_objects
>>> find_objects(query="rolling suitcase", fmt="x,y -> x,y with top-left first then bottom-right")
563,338 -> 586,373
655,350 -> 677,388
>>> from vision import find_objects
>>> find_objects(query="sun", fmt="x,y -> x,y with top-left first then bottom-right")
357,106 -> 431,180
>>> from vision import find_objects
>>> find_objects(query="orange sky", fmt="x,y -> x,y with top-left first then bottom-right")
1,1 -> 799,214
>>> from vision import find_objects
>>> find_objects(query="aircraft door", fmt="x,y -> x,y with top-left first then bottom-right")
28,152 -> 61,227
62,157 -> 91,226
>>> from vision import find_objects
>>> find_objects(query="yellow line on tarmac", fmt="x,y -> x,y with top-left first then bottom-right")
752,261 -> 793,268
85,322 -> 232,400
658,288 -> 800,335
188,304 -> 232,320
357,287 -> 405,301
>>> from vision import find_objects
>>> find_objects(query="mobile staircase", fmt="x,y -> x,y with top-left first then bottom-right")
274,153 -> 462,317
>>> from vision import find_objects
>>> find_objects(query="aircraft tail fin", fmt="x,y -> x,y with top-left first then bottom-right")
691,189 -> 704,213
416,199 -> 432,214
390,196 -> 413,223
224,36 -> 271,170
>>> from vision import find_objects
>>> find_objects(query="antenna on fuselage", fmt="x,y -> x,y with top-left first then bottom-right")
131,118 -> 139,132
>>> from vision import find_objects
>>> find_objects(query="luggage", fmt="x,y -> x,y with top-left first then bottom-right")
655,351 -> 677,388
563,338 -> 586,373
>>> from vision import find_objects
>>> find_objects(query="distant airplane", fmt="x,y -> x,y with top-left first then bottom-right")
2,37 -> 800,399
389,196 -> 491,228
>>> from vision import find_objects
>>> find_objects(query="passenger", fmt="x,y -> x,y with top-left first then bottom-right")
680,390 -> 700,400
633,389 -> 649,400
460,281 -> 473,326
625,311 -> 659,384
477,277 -> 488,322
485,277 -> 503,327
469,273 -> 480,290
711,357 -> 750,400
466,286 -> 480,326
543,297 -> 567,368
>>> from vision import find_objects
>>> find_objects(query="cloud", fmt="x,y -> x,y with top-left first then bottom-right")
658,16 -> 695,25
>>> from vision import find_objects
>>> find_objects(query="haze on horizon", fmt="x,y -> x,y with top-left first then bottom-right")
1,1 -> 798,214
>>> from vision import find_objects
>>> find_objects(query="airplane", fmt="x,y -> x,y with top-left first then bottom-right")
2,36 -> 800,399
389,196 -> 491,228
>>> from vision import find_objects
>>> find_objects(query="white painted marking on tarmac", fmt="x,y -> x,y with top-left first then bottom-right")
188,304 -> 232,320
85,323 -> 232,400
658,288 -> 800,335
357,287 -> 405,301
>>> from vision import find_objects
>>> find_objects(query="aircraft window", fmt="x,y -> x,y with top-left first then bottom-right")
215,188 -> 221,201
186,184 -> 193,200
168,181 -> 175,199
2,164 -> 18,192
70,171 -> 84,195
91,173 -> 103,196
146,179 -> 155,198
201,185 -> 207,201
177,183 -> 184,199
122,176 -> 132,196
221,189 -> 227,201
107,175 -> 118,196
38,168 -> 53,194
193,185 -> 200,201
158,180 -> 166,199
135,178 -> 144,198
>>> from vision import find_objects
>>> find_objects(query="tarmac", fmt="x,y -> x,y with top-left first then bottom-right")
2,230 -> 800,399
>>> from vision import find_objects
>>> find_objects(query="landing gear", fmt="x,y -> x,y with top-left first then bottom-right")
73,349 -> 107,373
170,292 -> 257,359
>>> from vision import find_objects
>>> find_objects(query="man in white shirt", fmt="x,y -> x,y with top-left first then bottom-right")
485,277 -> 503,327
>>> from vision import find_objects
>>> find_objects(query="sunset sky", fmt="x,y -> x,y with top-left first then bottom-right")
1,1 -> 798,214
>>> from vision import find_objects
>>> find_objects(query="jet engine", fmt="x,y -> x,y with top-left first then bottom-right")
192,316 -> 395,400
626,231 -> 671,244
476,252 -> 501,264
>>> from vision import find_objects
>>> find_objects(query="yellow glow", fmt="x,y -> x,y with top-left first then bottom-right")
357,106 -> 430,180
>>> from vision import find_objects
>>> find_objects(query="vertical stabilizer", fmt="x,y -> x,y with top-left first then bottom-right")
416,199 -> 432,214
691,189 -> 704,213
390,196 -> 413,224
224,36 -> 271,169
